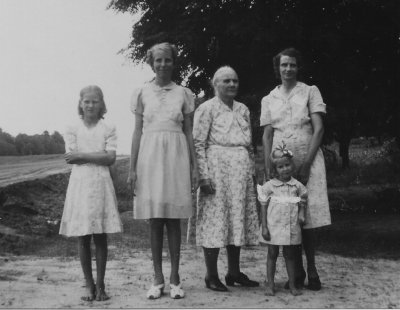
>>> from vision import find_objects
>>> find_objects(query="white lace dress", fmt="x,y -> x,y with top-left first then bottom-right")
59,119 -> 123,237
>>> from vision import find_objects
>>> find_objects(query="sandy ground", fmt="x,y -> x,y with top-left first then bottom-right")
1,242 -> 400,309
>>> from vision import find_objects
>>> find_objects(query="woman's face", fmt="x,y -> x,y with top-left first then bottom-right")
279,55 -> 298,82
214,69 -> 239,100
152,48 -> 174,80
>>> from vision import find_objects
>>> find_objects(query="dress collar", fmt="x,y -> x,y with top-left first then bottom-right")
270,177 -> 297,186
214,96 -> 239,111
150,80 -> 177,91
270,81 -> 305,99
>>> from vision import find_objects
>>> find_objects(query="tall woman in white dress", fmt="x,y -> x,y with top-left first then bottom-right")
261,48 -> 331,291
128,42 -> 199,299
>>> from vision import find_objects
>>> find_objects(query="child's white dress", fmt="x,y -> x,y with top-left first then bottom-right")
59,119 -> 123,237
257,177 -> 307,245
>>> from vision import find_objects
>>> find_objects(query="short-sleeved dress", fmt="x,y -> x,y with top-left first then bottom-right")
257,178 -> 307,245
59,119 -> 123,237
191,97 -> 259,248
130,81 -> 194,219
260,82 -> 331,229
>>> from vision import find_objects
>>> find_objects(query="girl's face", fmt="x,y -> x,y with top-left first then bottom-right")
80,91 -> 102,120
279,55 -> 298,82
215,69 -> 239,101
152,48 -> 174,80
275,157 -> 293,182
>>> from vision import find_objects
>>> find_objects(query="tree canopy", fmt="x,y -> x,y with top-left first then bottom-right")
109,0 -> 399,166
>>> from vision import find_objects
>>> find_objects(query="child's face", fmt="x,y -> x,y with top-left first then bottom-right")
80,91 -> 102,120
275,157 -> 293,182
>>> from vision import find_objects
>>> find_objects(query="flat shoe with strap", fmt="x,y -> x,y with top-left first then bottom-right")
146,283 -> 164,299
170,283 -> 185,299
225,272 -> 259,287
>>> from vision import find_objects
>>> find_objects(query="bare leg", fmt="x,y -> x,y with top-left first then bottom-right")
78,235 -> 95,301
226,245 -> 240,276
93,233 -> 109,301
166,219 -> 181,285
283,246 -> 302,296
266,245 -> 279,296
150,219 -> 165,285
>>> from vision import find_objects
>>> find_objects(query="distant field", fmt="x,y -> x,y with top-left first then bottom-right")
0,154 -> 128,188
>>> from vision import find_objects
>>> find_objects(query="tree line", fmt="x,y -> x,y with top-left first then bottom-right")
109,0 -> 399,168
0,128 -> 65,156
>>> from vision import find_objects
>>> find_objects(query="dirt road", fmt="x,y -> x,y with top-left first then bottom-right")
1,241 -> 400,308
0,156 -> 70,188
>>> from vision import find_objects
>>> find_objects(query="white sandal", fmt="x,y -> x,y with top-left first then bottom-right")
170,283 -> 185,299
146,283 -> 164,299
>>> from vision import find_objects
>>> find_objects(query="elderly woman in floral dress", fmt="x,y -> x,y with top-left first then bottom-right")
192,66 -> 259,292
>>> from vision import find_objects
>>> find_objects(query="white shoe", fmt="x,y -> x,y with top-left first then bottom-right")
170,283 -> 185,299
146,283 -> 164,299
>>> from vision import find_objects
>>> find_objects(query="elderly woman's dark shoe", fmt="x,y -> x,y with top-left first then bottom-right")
205,275 -> 228,292
307,276 -> 321,291
225,272 -> 259,287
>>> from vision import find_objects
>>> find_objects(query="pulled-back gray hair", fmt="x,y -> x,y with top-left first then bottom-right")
211,66 -> 238,94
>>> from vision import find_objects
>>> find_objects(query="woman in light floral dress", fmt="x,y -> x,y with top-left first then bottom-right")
193,66 -> 259,292
260,48 -> 331,291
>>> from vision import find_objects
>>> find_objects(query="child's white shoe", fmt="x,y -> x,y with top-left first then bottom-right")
146,283 -> 164,299
170,283 -> 185,299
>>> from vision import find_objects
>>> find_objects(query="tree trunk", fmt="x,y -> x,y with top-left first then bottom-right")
339,137 -> 351,169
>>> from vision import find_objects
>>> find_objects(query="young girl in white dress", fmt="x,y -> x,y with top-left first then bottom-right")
59,85 -> 123,302
257,143 -> 307,296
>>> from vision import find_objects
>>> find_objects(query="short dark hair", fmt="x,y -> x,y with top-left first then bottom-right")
272,47 -> 303,79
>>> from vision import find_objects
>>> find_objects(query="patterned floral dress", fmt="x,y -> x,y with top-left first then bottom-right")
260,82 -> 331,229
130,81 -> 194,219
192,97 -> 259,248
257,178 -> 307,245
59,120 -> 123,237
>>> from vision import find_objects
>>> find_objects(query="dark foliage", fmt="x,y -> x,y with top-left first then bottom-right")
0,128 -> 65,156
109,0 -> 399,163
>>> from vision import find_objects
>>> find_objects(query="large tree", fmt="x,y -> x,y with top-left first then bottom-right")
109,0 -> 399,167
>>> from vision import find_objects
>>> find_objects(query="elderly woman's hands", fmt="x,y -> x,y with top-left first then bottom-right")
200,179 -> 215,195
191,168 -> 200,193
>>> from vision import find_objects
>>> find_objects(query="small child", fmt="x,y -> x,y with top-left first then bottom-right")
257,143 -> 307,296
59,85 -> 123,301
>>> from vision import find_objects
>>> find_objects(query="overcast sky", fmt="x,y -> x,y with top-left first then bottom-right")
0,0 -> 154,154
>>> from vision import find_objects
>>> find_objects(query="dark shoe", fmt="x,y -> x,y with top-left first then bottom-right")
225,272 -> 259,287
205,275 -> 228,292
307,276 -> 321,291
284,269 -> 306,290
